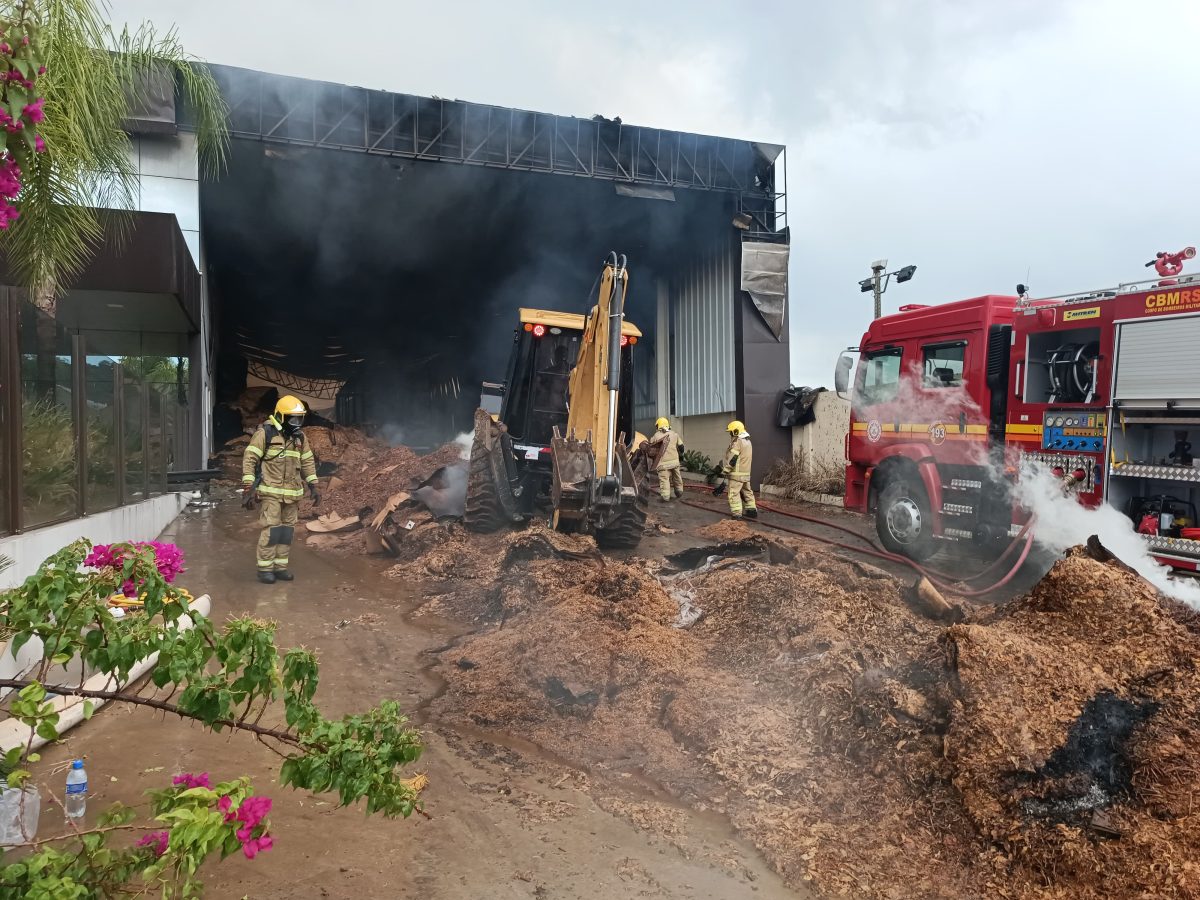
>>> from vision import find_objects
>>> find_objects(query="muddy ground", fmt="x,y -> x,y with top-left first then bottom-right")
34,494 -> 808,899
35,484 -> 1199,900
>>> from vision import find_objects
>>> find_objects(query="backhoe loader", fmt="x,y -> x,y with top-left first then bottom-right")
464,253 -> 652,548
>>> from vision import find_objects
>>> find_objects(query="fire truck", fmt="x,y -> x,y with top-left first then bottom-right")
837,248 -> 1200,568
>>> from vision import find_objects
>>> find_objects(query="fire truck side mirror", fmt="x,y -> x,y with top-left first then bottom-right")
834,353 -> 854,398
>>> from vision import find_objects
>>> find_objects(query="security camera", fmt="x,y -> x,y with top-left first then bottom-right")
870,259 -> 888,270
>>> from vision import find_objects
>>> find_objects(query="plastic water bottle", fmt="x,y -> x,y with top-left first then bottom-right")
65,760 -> 86,820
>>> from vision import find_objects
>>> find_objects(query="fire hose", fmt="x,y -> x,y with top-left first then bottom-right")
678,484 -> 1035,597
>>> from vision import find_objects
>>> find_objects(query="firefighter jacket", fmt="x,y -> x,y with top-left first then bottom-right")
722,433 -> 753,482
649,428 -> 684,471
242,416 -> 318,501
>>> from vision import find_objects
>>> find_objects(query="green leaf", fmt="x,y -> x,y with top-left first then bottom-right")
82,700 -> 93,721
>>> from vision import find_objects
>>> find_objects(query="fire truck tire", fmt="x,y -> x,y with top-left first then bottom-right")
876,478 -> 937,562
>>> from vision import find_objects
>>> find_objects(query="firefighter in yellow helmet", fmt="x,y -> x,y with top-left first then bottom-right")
241,395 -> 319,583
720,420 -> 756,519
648,416 -> 685,501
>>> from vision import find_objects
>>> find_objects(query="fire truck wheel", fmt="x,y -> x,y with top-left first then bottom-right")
876,478 -> 937,562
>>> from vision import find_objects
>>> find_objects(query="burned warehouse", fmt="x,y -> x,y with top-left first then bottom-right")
203,66 -> 791,470
0,62 -> 789,565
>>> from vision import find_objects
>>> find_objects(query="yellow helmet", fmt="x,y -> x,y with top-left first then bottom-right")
655,417 -> 670,430
726,420 -> 745,434
275,395 -> 306,417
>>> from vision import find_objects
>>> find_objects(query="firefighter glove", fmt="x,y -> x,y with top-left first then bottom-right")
241,489 -> 256,510
308,484 -> 321,505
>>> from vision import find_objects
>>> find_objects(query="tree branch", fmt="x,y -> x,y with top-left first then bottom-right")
0,678 -> 307,751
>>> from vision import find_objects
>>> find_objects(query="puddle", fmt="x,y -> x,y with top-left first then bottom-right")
663,539 -> 772,572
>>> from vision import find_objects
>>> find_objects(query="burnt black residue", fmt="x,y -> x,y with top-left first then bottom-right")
664,539 -> 771,572
1016,691 -> 1157,821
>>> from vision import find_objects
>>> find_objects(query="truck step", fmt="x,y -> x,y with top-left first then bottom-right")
940,502 -> 976,517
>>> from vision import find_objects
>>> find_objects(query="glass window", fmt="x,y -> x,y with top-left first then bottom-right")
923,342 -> 966,389
858,347 -> 903,407
0,294 -> 14,536
84,354 -> 120,513
20,305 -> 78,527
123,375 -> 145,503
147,390 -> 165,497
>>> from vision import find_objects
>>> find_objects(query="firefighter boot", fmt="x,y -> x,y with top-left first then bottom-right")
274,570 -> 295,582
744,508 -> 758,519
257,570 -> 276,584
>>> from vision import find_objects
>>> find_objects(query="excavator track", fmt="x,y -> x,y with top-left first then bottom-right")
464,408 -> 523,533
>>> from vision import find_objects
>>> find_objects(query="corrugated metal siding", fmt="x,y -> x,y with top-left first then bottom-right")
1114,316 -> 1200,401
671,241 -> 737,416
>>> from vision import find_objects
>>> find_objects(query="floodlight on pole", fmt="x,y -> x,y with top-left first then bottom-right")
863,260 -> 918,319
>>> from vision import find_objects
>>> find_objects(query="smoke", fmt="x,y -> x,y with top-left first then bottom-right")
1015,463 -> 1200,608
454,431 -> 474,460
414,462 -> 468,518
854,361 -> 989,464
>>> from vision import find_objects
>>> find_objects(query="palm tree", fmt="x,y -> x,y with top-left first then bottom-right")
0,2 -> 227,404
0,2 -> 228,298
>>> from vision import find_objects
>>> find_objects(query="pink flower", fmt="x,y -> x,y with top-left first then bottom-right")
242,834 -> 273,859
171,772 -> 211,790
36,65 -> 44,75
137,830 -> 169,857
34,135 -> 44,153
218,795 -> 232,812
22,98 -> 44,124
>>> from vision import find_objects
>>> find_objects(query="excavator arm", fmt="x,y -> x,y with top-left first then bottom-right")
549,253 -> 648,545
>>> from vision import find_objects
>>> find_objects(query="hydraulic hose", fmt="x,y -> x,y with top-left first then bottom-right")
677,486 -> 1034,597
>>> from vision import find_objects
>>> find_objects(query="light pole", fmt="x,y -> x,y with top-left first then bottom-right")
859,260 -> 917,319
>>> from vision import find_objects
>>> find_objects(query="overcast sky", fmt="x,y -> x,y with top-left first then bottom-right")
110,0 -> 1200,388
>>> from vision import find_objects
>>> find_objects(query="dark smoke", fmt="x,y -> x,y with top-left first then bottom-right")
202,89 -> 738,444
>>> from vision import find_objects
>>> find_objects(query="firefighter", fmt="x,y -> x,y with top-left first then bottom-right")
649,417 -> 685,501
241,396 -> 320,583
721,420 -> 756,519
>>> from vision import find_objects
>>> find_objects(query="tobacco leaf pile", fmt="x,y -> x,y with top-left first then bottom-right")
410,523 -> 1200,899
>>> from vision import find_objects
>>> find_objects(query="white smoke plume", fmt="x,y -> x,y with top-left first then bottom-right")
1016,462 -> 1200,608
453,430 -> 474,460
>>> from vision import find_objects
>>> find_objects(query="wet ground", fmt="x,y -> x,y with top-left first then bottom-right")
35,496 -> 804,899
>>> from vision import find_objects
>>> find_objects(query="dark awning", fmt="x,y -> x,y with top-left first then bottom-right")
0,209 -> 200,333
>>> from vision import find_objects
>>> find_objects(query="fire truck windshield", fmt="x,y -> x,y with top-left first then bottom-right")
858,347 -> 903,407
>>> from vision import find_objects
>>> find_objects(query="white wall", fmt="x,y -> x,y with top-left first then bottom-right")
790,391 -> 851,472
128,133 -> 201,268
677,412 -> 737,472
0,494 -> 189,590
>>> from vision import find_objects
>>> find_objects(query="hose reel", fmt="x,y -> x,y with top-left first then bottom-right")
1045,341 -> 1100,403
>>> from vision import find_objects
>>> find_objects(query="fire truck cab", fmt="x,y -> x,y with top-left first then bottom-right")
839,249 -> 1200,570
841,296 -> 1020,560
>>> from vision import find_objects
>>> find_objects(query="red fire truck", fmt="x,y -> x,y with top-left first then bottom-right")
837,248 -> 1200,568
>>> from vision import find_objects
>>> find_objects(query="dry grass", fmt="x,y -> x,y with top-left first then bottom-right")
764,452 -> 845,497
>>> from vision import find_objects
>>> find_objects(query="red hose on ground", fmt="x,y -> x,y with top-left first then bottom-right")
680,482 -> 1033,590
677,489 -> 1034,597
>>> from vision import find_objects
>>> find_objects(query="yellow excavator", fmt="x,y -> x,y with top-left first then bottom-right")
464,252 -> 651,548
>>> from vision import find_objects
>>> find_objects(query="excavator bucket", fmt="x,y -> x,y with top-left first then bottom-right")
549,428 -> 595,528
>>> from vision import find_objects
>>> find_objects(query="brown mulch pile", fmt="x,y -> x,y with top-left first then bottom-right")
420,525 -> 1200,899
318,441 -> 465,517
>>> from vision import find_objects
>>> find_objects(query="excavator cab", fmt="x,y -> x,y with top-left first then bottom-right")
465,254 -> 650,547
